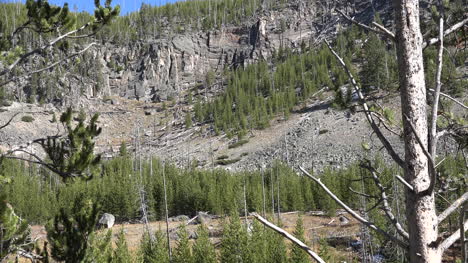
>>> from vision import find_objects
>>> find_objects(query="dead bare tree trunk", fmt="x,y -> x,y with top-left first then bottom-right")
393,0 -> 440,261
461,203 -> 467,263
162,160 -> 172,261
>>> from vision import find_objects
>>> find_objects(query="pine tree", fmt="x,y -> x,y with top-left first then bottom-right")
139,231 -> 169,263
220,212 -> 251,263
112,228 -> 133,263
289,216 -> 308,263
249,220 -> 268,263
185,111 -> 193,128
46,195 -> 100,263
265,224 -> 288,263
193,224 -> 216,263
40,107 -> 102,181
317,238 -> 332,262
119,141 -> 128,157
173,224 -> 193,263
0,199 -> 32,262
82,230 -> 113,263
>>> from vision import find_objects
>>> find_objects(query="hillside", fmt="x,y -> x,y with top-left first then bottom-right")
1,0 -> 468,262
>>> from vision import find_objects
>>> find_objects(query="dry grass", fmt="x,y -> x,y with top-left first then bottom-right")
30,212 -> 360,255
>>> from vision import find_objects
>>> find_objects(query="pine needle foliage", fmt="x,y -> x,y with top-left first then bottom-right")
220,211 -> 251,263
139,230 -> 169,263
82,230 -> 113,263
46,195 -> 100,263
0,198 -> 32,261
40,107 -> 102,181
112,228 -> 133,263
289,216 -> 309,263
193,224 -> 216,263
173,224 -> 194,263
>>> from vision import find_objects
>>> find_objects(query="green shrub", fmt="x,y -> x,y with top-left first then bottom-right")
228,139 -> 249,149
217,155 -> 229,160
21,115 -> 34,122
216,158 -> 241,165
319,129 -> 329,135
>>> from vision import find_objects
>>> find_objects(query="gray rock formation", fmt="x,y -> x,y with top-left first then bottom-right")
4,0 -> 327,106
98,213 -> 115,228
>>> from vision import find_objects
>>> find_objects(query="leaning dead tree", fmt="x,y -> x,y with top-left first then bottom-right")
297,1 -> 468,262
251,213 -> 326,263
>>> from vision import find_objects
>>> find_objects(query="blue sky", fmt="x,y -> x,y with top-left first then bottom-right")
3,0 -> 181,15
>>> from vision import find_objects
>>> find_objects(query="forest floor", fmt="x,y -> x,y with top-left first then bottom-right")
30,211 -> 361,259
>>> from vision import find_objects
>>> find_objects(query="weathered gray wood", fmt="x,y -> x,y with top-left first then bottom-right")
299,167 -> 408,249
251,213 -> 326,263
393,0 -> 439,260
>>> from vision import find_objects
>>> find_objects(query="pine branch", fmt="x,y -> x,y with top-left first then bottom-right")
0,43 -> 97,86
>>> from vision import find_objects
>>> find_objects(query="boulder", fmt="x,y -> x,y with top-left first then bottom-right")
195,211 -> 213,224
169,215 -> 190,222
98,213 -> 115,228
339,215 -> 350,225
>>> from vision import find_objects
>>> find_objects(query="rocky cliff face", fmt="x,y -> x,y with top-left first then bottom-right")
1,0 -> 415,172
89,1 -> 318,103
4,0 -> 394,106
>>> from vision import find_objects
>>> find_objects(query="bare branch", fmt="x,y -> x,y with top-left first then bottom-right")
423,17 -> 468,49
439,219 -> 468,252
0,43 -> 97,86
299,166 -> 409,249
0,22 -> 93,78
4,149 -> 79,180
435,157 -> 446,168
0,135 -> 62,158
337,9 -> 395,40
361,162 -> 410,240
371,22 -> 396,39
348,187 -> 379,199
324,39 -> 405,168
429,13 -> 444,161
438,192 -> 468,224
365,198 -> 384,213
251,213 -> 326,263
428,89 -> 468,110
0,112 -> 19,131
395,174 -> 414,191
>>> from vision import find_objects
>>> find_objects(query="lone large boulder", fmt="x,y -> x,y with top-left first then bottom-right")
99,213 -> 115,228
195,212 -> 212,224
